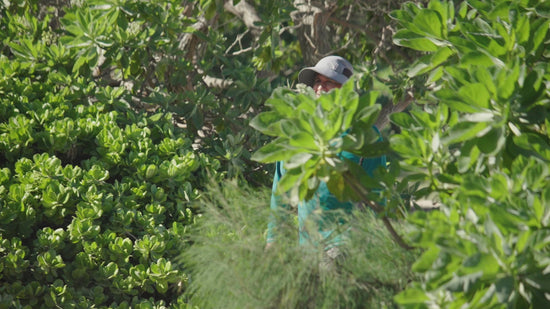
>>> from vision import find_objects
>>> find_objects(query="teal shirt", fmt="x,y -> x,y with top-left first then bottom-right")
267,142 -> 386,247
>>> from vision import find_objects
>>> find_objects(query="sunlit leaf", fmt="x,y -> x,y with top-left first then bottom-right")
285,153 -> 314,169
249,112 -> 281,136
251,141 -> 299,163
393,30 -> 441,51
414,9 -> 444,38
458,83 -> 490,109
461,51 -> 494,66
390,112 -> 415,129
443,121 -> 488,144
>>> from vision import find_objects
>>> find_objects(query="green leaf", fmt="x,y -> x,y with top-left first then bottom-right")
496,61 -> 519,100
326,78 -> 358,112
436,89 -> 483,113
460,253 -> 500,279
477,126 -> 505,154
414,9 -> 444,38
494,276 -> 515,303
516,229 -> 532,253
204,0 -> 217,20
357,89 -> 379,109
249,111 -> 281,136
277,168 -> 306,197
520,67 -> 546,107
443,122 -> 488,145
326,173 -> 352,202
394,286 -> 430,305
526,273 -> 550,293
406,62 -> 431,78
149,113 -> 163,122
412,246 -> 440,272
72,52 -> 89,73
443,272 -> 483,293
268,88 -> 309,115
355,140 -> 390,158
426,65 -> 444,83
474,69 -> 497,96
285,153 -> 313,169
287,132 -> 317,150
513,133 -> 550,161
280,119 -> 305,138
489,173 -> 509,201
432,46 -> 455,64
428,0 -> 453,33
393,30 -> 441,52
407,47 -> 454,77
391,134 -> 422,159
294,94 -> 316,114
458,83 -> 490,109
514,14 -> 530,44
390,112 -> 415,129
461,51 -> 494,66
531,20 -> 550,52
444,66 -> 471,85
251,141 -> 299,163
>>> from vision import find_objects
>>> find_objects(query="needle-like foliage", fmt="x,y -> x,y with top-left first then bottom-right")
181,180 -> 418,309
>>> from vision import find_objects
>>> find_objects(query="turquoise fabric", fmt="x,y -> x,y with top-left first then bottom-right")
267,132 -> 386,248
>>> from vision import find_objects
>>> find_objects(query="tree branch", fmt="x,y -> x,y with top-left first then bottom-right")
223,0 -> 262,37
375,90 -> 414,130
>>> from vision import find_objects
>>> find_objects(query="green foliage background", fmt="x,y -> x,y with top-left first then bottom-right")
1,0 -> 411,307
389,1 -> 550,308
1,0 -> 549,308
0,2 -> 220,307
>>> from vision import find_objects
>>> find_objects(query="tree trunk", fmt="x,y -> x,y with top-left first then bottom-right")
292,0 -> 332,64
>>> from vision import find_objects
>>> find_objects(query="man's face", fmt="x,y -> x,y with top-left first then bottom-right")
313,74 -> 342,95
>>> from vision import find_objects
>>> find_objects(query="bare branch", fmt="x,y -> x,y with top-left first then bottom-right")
292,0 -> 327,64
196,67 -> 234,89
203,75 -> 234,89
230,46 -> 254,56
375,90 -> 414,129
223,0 -> 262,37
327,15 -> 379,42
225,29 -> 254,55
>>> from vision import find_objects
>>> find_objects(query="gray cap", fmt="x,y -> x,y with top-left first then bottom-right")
298,55 -> 353,87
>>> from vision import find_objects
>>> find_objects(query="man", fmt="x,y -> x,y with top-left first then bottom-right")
266,55 -> 386,252
297,55 -> 354,95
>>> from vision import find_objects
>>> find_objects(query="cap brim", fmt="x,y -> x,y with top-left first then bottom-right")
298,68 -> 317,87
298,66 -> 349,87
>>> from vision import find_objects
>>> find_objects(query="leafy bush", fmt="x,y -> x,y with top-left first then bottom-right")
0,1 -> 222,307
246,1 -> 550,308
0,85 -> 217,307
6,0 -> 548,307
387,1 -> 550,307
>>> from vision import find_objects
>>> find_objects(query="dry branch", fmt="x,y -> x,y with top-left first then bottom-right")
375,90 -> 414,129
223,0 -> 262,37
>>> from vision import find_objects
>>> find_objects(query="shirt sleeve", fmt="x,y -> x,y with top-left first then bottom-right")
266,161 -> 286,243
361,126 -> 387,205
340,126 -> 387,204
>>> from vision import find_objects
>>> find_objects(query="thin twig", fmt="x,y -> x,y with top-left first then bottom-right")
225,29 -> 250,55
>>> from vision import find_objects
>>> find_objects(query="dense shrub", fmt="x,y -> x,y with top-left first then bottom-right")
246,1 -> 550,308
0,65 -> 219,307
0,1 -> 222,307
